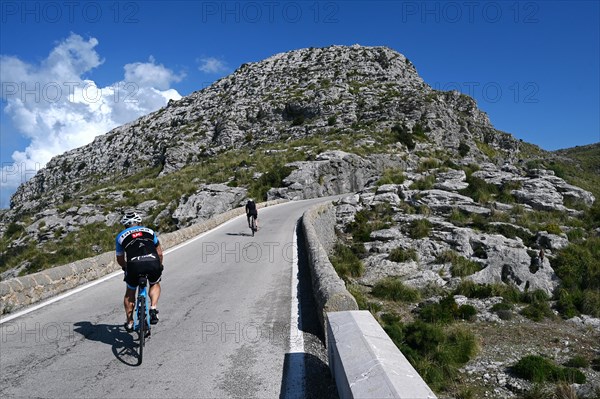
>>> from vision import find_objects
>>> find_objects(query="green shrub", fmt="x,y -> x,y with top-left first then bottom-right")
327,115 -> 337,126
520,301 -> 554,322
436,250 -> 482,277
495,309 -> 514,321
5,222 -> 24,238
404,319 -> 446,353
555,288 -> 580,319
522,289 -> 550,304
520,384 -> 554,399
458,142 -> 470,157
547,161 -> 566,179
410,174 -> 436,190
552,237 -> 600,317
412,122 -> 429,139
381,317 -> 478,392
520,290 -> 554,322
449,208 -> 470,226
566,227 -> 586,242
372,278 -> 421,302
388,247 -> 418,263
291,115 -> 305,126
418,295 -> 459,324
347,204 -> 394,242
461,164 -> 480,178
348,284 -> 381,313
407,219 -> 432,239
330,243 -> 364,280
377,168 -> 405,186
592,356 -> 600,372
459,175 -> 499,204
347,209 -> 373,242
496,180 -> 522,204
249,163 -> 293,200
585,201 -> 600,229
392,124 -> 415,150
475,140 -> 498,159
457,304 -> 477,321
512,355 -> 586,384
454,281 -> 521,303
553,237 -> 600,291
544,223 -> 563,235
582,289 -> 600,318
349,242 -> 367,257
485,223 -> 536,247
563,355 -> 589,369
417,158 -> 440,172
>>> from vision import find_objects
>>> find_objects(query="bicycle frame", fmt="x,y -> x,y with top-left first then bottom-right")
133,276 -> 151,333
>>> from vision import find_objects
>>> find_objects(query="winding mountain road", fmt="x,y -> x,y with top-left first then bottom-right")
0,198 -> 338,398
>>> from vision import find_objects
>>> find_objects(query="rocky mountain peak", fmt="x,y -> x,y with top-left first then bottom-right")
10,44 -> 509,211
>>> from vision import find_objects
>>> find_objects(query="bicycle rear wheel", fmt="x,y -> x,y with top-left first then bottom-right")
138,297 -> 146,365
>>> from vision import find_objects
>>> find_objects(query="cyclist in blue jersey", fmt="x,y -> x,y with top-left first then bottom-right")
116,211 -> 163,332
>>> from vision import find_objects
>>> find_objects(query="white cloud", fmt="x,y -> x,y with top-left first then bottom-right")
0,33 -> 183,208
124,56 -> 184,90
198,57 -> 229,74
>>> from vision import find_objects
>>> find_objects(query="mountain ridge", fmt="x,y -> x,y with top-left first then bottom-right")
9,44 -> 516,211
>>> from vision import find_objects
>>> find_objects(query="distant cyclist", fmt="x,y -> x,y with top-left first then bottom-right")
116,211 -> 163,332
245,198 -> 258,231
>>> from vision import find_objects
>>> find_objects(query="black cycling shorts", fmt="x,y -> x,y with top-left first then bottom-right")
124,255 -> 163,288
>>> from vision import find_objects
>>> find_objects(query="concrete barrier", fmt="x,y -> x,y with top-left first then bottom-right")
327,311 -> 437,399
301,202 -> 358,332
0,199 -> 285,315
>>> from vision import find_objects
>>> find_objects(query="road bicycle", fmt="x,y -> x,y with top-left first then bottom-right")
250,215 -> 257,237
133,275 -> 151,365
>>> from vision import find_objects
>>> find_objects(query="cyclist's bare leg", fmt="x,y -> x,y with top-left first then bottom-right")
149,283 -> 161,308
124,287 -> 136,324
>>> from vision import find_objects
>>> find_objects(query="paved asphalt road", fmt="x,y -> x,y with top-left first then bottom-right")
0,197 -> 339,398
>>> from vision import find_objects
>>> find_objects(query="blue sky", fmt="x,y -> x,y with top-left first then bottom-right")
1,0 -> 599,208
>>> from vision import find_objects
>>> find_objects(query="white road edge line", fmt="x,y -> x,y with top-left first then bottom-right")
284,222 -> 306,397
0,213 -> 246,325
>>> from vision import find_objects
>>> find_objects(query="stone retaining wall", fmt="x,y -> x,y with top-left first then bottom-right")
301,202 -> 358,333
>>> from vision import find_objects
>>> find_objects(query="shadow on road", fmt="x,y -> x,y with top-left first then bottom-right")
225,232 -> 253,237
279,220 -> 339,398
73,321 -> 141,366
280,352 -> 338,399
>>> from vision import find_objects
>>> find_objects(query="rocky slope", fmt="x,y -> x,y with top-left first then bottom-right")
1,44 -> 599,397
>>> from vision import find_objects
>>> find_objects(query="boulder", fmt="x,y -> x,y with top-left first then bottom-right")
172,184 -> 247,228
267,151 -> 379,200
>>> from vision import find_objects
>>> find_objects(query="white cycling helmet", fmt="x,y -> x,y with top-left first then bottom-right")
120,211 -> 142,226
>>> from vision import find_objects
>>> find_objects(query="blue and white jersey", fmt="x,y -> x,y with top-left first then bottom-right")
115,226 -> 159,259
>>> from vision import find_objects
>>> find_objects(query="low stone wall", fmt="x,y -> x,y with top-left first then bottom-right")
301,202 -> 358,333
0,200 -> 285,315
